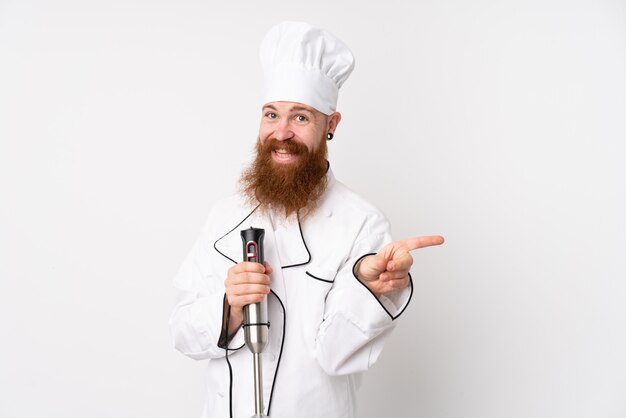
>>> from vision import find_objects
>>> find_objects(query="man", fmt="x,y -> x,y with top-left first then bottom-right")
170,21 -> 443,418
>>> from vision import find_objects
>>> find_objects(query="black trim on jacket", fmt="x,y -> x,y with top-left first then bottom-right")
281,213 -> 311,269
213,204 -> 261,264
213,206 -> 286,417
305,271 -> 335,283
351,252 -> 414,320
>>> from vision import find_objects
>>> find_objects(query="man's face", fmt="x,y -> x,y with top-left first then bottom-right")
258,101 -> 328,165
239,101 -> 340,217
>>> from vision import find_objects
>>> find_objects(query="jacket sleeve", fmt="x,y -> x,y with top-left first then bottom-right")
314,211 -> 413,376
168,212 -> 245,360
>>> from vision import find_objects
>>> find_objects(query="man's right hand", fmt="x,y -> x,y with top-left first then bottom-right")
223,261 -> 273,333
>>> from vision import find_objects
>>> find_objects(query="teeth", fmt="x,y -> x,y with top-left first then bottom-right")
275,150 -> 294,157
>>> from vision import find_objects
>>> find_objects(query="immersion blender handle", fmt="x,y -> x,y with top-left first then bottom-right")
240,227 -> 269,351
241,227 -> 265,265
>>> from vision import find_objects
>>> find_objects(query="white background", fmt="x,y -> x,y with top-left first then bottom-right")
1,0 -> 625,417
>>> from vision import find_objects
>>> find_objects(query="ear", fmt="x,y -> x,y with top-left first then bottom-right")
326,112 -> 342,134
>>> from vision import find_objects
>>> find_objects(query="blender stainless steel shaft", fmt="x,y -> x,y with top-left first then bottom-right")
241,227 -> 269,418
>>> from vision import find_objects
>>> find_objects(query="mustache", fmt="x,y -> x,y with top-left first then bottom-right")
261,138 -> 309,155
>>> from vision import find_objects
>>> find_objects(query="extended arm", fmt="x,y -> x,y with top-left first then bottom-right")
315,214 -> 444,375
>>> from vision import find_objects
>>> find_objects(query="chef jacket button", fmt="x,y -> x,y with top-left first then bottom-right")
268,353 -> 276,362
217,391 -> 225,398
324,209 -> 332,217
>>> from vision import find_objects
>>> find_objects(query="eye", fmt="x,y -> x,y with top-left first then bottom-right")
265,112 -> 278,119
295,114 -> 308,123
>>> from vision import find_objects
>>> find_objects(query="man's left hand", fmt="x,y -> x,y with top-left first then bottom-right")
355,235 -> 445,298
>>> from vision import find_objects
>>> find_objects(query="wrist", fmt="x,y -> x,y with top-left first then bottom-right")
353,254 -> 375,283
227,307 -> 243,335
352,253 -> 382,299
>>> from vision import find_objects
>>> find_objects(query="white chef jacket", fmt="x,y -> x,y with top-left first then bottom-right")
169,170 -> 413,418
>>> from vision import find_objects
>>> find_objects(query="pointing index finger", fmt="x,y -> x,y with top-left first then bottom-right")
400,235 -> 445,251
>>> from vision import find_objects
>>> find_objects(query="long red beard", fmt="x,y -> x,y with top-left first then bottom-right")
240,137 -> 329,218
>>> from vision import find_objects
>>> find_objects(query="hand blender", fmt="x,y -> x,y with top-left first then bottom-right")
241,227 -> 270,418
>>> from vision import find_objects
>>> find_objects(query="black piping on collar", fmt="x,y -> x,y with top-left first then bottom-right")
214,203 -> 311,269
281,212 -> 311,269
213,204 -> 261,264
351,253 -> 414,321
213,202 -> 286,417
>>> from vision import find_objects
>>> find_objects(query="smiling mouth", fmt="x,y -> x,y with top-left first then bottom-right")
273,149 -> 299,161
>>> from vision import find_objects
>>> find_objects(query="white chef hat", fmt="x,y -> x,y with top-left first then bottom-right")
260,21 -> 355,116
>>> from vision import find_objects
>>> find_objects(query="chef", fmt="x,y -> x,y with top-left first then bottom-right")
169,21 -> 444,418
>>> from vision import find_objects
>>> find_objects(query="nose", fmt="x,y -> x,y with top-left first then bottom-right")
273,119 -> 294,141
